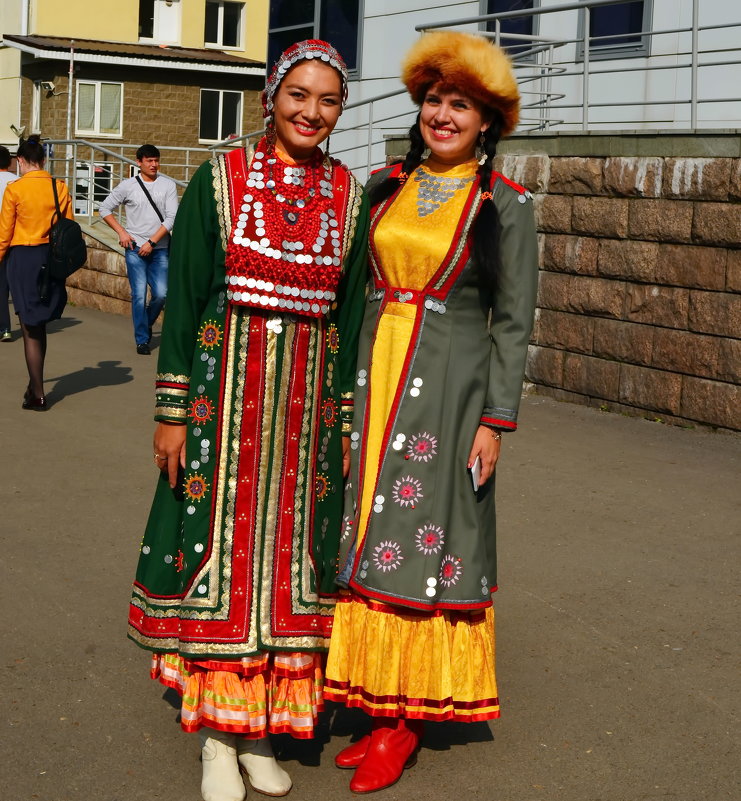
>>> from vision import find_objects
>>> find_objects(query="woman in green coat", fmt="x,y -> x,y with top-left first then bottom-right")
127,41 -> 369,801
324,32 -> 539,794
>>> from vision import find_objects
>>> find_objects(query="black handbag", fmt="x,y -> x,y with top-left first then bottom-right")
47,177 -> 87,281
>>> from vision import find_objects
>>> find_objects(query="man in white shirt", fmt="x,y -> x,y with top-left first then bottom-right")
100,144 -> 178,354
0,145 -> 18,341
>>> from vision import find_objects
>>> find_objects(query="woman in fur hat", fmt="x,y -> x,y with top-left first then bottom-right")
324,31 -> 539,793
127,40 -> 369,801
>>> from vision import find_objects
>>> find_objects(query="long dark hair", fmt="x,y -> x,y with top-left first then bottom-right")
16,135 -> 45,167
368,109 -> 505,293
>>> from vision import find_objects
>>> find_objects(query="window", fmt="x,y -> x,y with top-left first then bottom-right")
139,0 -> 181,43
578,0 -> 653,59
483,1 -> 540,59
76,81 -> 123,137
31,81 -> 42,133
268,0 -> 361,73
205,1 -> 244,49
199,88 -> 242,142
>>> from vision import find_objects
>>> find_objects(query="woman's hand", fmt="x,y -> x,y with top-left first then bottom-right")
153,422 -> 187,488
342,436 -> 351,479
467,425 -> 502,486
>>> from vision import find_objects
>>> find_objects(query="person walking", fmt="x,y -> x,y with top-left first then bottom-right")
323,31 -> 539,794
100,144 -> 178,354
127,41 -> 369,801
0,135 -> 74,409
0,145 -> 18,341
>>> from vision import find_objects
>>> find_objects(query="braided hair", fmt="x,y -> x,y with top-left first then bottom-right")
368,109 -> 506,294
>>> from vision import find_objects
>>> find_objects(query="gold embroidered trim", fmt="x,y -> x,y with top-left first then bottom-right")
434,186 -> 482,291
211,154 -> 231,253
154,406 -> 187,419
157,372 -> 190,384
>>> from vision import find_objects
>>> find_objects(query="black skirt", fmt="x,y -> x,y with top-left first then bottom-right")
6,244 -> 66,326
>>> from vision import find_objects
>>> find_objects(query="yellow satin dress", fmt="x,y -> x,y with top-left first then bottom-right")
324,158 -> 499,721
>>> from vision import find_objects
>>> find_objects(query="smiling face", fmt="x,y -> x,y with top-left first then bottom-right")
272,60 -> 343,162
419,83 -> 491,165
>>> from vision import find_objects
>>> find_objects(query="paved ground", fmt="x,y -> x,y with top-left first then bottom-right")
1,304 -> 739,801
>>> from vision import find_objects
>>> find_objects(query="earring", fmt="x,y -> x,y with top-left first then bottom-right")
478,132 -> 488,166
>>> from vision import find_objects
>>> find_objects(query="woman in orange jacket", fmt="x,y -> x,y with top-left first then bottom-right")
0,136 -> 74,409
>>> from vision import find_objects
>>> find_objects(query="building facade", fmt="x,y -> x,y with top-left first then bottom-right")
1,0 -> 269,152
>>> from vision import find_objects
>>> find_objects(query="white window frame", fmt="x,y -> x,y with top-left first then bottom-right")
480,0 -> 541,62
31,81 -> 42,134
577,0 -> 653,61
75,80 -> 124,138
198,88 -> 243,143
204,1 -> 245,50
138,0 -> 182,45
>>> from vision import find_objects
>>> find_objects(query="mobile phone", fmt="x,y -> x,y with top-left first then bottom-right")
470,455 -> 481,492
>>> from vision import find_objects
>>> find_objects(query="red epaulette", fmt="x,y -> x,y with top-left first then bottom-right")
491,171 -> 528,194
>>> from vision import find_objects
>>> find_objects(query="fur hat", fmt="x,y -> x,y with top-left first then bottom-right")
401,31 -> 520,136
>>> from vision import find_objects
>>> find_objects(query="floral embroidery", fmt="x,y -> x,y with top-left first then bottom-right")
372,540 -> 404,572
198,320 -> 222,349
392,476 -> 424,508
175,550 -> 185,572
439,554 -> 463,587
415,524 -> 445,555
406,432 -> 438,463
321,398 -> 337,427
184,474 -> 209,502
326,323 -> 340,353
315,473 -> 331,500
188,395 -> 215,425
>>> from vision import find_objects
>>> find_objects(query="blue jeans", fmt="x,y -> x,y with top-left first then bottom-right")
124,245 -> 168,345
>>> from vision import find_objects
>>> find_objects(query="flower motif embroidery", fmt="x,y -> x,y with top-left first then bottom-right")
415,524 -> 445,555
188,395 -> 215,425
315,473 -> 331,500
406,432 -> 438,463
184,474 -> 209,502
326,323 -> 340,354
175,550 -> 185,573
372,540 -> 404,572
198,320 -> 222,349
321,398 -> 337,427
439,554 -> 463,587
392,476 -> 424,508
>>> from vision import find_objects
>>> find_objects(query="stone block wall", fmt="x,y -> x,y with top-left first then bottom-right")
66,234 -> 131,316
493,146 -> 741,432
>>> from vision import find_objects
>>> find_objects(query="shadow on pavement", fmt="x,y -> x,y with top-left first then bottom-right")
47,359 -> 134,403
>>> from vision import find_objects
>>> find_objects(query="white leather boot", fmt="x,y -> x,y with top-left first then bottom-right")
199,728 -> 246,801
237,736 -> 292,797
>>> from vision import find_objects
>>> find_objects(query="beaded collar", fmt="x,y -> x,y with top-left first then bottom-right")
224,138 -> 346,318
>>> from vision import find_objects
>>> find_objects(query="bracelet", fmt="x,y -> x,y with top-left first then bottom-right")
491,429 -> 502,441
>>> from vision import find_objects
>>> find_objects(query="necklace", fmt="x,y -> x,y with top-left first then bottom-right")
414,167 -> 476,217
224,138 -> 345,318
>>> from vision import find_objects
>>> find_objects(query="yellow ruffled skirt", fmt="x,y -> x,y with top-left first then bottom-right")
324,595 -> 499,722
151,651 -> 323,737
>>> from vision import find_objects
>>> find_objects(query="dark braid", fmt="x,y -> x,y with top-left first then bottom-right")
471,111 -> 505,295
368,114 -> 426,207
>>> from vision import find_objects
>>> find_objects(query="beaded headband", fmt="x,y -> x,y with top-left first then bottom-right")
262,39 -> 349,119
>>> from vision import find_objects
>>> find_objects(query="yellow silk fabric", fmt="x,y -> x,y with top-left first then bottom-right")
325,599 -> 498,721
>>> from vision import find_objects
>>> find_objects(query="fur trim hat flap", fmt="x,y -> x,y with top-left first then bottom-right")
401,31 -> 520,136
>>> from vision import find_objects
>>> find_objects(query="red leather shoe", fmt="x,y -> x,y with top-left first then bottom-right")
349,718 -> 423,794
335,735 -> 371,769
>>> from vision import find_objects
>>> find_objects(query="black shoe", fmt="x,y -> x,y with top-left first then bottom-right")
136,343 -> 151,355
22,387 -> 47,410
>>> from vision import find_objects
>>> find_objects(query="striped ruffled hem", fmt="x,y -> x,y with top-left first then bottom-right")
151,651 -> 324,738
324,595 -> 499,723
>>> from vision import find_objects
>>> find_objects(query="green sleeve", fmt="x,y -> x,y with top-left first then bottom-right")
482,189 -> 539,431
334,186 -> 370,433
154,160 -> 222,422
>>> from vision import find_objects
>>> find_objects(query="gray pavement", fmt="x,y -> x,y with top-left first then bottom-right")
1,303 -> 739,801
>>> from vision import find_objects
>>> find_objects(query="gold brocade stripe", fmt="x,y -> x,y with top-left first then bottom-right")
154,406 -> 187,420
340,174 -> 362,270
157,372 -> 190,384
212,154 -> 231,253
157,388 -> 189,398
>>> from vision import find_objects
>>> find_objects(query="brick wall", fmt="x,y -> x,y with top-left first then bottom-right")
492,143 -> 741,432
